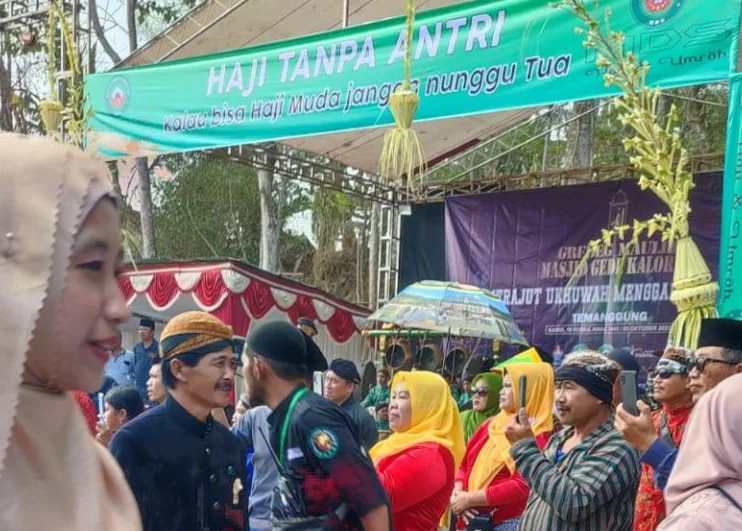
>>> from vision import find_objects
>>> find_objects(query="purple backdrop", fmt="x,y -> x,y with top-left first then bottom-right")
445,174 -> 721,362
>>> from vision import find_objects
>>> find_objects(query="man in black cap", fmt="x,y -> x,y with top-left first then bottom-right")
324,358 -> 378,449
243,320 -> 390,530
232,332 -> 328,531
616,317 -> 742,491
133,317 -> 159,401
297,317 -> 318,339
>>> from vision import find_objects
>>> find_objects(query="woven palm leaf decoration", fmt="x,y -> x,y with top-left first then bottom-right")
379,0 -> 426,191
559,0 -> 718,349
42,0 -> 88,147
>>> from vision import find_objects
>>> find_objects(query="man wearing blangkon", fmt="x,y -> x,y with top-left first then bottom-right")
243,320 -> 390,530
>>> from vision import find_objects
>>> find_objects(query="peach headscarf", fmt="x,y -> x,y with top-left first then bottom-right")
663,372 -> 742,515
0,134 -> 141,529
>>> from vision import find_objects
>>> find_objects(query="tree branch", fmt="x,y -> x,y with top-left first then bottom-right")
89,0 -> 122,64
126,0 -> 138,54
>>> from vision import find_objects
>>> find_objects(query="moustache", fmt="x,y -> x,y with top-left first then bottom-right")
215,381 -> 233,392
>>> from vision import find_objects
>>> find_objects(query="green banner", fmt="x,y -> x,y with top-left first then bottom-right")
719,72 -> 742,318
85,0 -> 740,158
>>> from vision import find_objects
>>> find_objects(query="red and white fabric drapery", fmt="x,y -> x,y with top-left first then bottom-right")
119,262 -> 367,343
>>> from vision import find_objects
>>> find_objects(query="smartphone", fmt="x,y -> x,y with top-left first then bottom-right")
517,374 -> 527,423
620,370 -> 639,416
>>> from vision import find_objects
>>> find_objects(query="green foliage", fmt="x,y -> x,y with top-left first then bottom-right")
151,155 -> 313,266
153,154 -> 262,262
136,0 -> 201,25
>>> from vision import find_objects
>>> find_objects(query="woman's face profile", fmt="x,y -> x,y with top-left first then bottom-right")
54,199 -> 130,391
389,382 -> 412,432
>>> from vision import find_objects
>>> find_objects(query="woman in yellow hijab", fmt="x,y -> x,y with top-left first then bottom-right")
450,363 -> 554,531
370,371 -> 465,531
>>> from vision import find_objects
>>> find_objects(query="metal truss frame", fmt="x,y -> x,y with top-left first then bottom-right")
205,142 -> 398,205
410,152 -> 725,203
0,0 -> 52,27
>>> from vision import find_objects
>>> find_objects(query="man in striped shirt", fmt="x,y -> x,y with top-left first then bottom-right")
506,352 -> 641,530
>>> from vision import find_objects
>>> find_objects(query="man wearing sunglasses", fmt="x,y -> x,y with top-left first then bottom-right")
631,348 -> 694,530
616,318 -> 742,493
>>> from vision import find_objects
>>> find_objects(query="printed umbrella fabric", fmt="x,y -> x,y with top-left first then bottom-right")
368,281 -> 527,345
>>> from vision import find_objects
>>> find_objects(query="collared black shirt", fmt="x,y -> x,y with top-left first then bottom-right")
267,387 -> 389,530
110,397 -> 246,531
340,397 -> 378,449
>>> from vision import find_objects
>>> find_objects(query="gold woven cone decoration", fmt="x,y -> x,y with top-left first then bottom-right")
39,99 -> 64,134
669,237 -> 719,347
560,0 -> 718,349
379,0 -> 426,191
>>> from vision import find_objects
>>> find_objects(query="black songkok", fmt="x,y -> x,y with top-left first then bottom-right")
246,320 -> 307,366
139,317 -> 155,329
297,317 -> 318,333
698,318 -> 742,351
304,334 -> 329,373
329,358 -> 361,384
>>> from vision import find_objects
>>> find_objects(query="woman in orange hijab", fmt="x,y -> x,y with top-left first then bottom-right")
451,363 -> 554,530
0,134 -> 141,529
370,371 -> 465,531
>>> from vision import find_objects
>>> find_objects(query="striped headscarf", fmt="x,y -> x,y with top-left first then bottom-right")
160,311 -> 233,360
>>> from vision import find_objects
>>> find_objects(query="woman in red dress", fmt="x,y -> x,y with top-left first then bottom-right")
450,362 -> 555,531
370,371 -> 465,531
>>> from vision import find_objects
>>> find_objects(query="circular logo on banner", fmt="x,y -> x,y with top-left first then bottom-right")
309,428 -> 339,460
105,76 -> 131,114
631,0 -> 685,28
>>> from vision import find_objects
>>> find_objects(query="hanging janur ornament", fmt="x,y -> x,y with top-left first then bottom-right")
40,1 -> 87,146
560,0 -> 718,349
379,0 -> 426,191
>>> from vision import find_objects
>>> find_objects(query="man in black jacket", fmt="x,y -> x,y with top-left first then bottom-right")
324,358 -> 379,449
110,311 -> 245,531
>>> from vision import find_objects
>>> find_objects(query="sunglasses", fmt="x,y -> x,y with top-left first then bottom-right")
472,387 -> 489,397
691,356 -> 738,374
650,369 -> 687,380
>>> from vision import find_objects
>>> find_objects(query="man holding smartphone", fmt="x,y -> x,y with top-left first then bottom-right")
505,352 -> 640,530
616,318 -> 742,492
632,348 -> 694,530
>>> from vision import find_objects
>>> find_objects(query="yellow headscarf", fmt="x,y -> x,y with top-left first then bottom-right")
370,371 -> 465,468
468,362 -> 554,491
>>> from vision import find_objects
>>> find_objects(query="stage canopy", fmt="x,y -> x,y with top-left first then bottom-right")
118,259 -> 374,365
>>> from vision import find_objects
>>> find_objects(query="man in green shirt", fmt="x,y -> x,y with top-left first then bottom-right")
457,377 -> 472,409
361,368 -> 390,407
374,402 -> 390,438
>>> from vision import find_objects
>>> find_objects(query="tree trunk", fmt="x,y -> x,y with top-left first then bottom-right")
258,152 -> 280,272
571,100 -> 593,168
0,50 -> 14,131
136,157 -> 157,258
368,201 -> 380,309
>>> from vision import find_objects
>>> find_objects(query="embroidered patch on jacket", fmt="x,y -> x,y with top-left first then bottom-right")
309,428 -> 339,459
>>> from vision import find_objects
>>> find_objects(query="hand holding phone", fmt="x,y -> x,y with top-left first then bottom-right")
517,374 -> 527,424
620,371 -> 639,416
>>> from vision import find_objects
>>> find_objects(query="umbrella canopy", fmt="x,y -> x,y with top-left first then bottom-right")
368,281 -> 527,345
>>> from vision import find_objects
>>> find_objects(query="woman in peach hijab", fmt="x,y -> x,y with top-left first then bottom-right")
658,373 -> 742,530
0,134 -> 141,529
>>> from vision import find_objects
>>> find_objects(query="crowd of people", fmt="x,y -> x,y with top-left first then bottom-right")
3,134 -> 742,531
